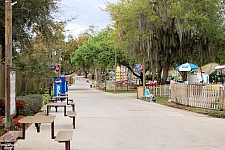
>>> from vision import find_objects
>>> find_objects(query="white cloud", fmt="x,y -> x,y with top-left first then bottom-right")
64,23 -> 86,38
58,0 -> 118,37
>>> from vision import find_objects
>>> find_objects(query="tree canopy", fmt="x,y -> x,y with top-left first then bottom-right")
1,0 -> 225,86
71,27 -> 118,77
105,0 -> 225,83
0,0 -> 61,63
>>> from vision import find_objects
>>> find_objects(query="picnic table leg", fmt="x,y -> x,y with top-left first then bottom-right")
35,123 -> 38,132
47,106 -> 50,115
67,97 -> 69,105
64,106 -> 67,116
55,106 -> 58,112
35,123 -> 41,133
65,141 -> 70,150
72,105 -> 75,112
22,123 -> 25,139
73,117 -> 75,129
51,121 -> 55,139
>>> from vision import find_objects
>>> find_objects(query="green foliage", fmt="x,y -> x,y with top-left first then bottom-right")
146,74 -> 152,80
106,89 -> 137,94
106,0 -> 225,84
37,88 -> 51,94
0,0 -> 61,62
71,26 -> 128,73
21,88 -> 51,96
42,94 -> 51,106
16,95 -> 43,116
14,22 -> 62,83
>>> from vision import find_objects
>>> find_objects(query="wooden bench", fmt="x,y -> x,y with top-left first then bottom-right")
55,130 -> 73,150
46,103 -> 67,116
67,111 -> 77,129
34,112 -> 47,128
68,99 -> 74,103
50,98 -> 73,105
0,131 -> 22,150
68,102 -> 75,112
55,94 -> 69,104
50,98 -> 58,103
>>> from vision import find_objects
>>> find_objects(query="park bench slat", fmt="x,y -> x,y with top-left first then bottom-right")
67,111 -> 77,117
55,130 -> 73,142
55,130 -> 73,150
0,131 -> 22,143
67,111 -> 77,129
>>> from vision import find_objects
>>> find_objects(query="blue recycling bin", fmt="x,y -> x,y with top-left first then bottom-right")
54,77 -> 66,97
65,81 -> 68,92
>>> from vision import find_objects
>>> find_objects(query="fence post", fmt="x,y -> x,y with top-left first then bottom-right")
186,84 -> 189,106
220,87 -> 225,110
223,87 -> 225,110
160,85 -> 162,97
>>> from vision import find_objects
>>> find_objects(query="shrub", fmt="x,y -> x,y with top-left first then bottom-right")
0,98 -> 26,116
11,115 -> 24,130
21,87 -> 51,96
16,94 -> 42,116
0,98 -> 5,116
0,115 -> 25,136
0,115 -> 10,135
16,100 -> 26,115
42,94 -> 51,106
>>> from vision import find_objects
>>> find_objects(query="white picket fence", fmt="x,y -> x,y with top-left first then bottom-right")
171,84 -> 225,110
99,82 -> 225,110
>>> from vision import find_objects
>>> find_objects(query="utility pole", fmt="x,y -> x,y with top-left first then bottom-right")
5,0 -> 12,128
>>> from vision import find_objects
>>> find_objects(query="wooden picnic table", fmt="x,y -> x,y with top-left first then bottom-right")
46,103 -> 67,116
18,115 -> 56,139
54,94 -> 69,105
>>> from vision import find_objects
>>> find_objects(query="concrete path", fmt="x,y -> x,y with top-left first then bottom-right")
16,79 -> 225,150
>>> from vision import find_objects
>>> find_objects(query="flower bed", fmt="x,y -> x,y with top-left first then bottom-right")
0,95 -> 42,136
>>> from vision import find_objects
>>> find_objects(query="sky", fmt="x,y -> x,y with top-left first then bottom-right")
58,0 -> 118,38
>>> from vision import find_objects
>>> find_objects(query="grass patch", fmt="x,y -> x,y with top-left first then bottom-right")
153,97 -> 168,105
106,89 -> 137,94
151,97 -> 225,118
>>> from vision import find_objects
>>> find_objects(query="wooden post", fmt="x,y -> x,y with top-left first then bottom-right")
160,85 -> 162,98
5,0 -> 12,129
220,87 -> 225,110
186,84 -> 189,106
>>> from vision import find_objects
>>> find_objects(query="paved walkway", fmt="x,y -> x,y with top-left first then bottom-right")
16,79 -> 225,150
